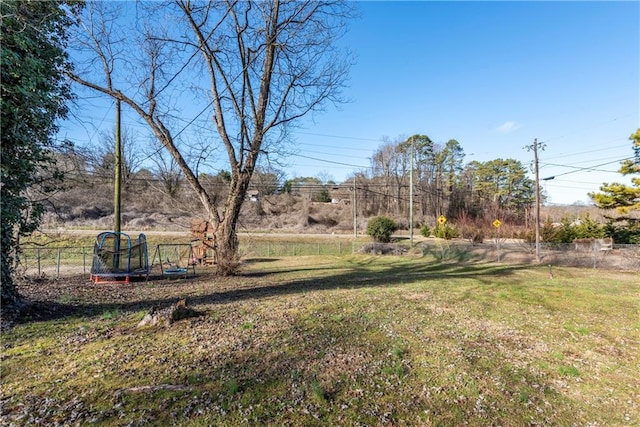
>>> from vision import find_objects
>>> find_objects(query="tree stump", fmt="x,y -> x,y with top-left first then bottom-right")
137,299 -> 200,328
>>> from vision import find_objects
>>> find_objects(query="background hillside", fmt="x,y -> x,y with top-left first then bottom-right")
41,177 -> 612,238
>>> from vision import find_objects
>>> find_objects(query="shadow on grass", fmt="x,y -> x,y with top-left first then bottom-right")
4,260 -> 596,426
10,257 -> 530,326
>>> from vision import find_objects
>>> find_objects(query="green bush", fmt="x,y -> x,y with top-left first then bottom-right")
541,214 -> 605,243
605,221 -> 640,244
433,223 -> 458,240
572,214 -> 604,239
540,216 -> 576,243
366,216 -> 398,243
420,223 -> 460,240
314,188 -> 331,203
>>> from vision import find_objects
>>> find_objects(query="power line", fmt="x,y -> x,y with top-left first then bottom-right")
294,153 -> 370,170
544,183 -> 601,191
540,141 -> 629,161
542,157 -> 632,180
295,131 -> 382,143
538,113 -> 637,145
552,178 -> 622,185
298,149 -> 371,160
541,154 -> 631,168
295,141 -> 380,153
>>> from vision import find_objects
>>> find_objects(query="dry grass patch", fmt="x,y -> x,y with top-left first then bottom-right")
2,256 -> 638,426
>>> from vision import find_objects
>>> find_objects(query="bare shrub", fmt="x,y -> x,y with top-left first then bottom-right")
394,217 -> 409,231
71,205 -> 110,220
261,196 -> 286,215
358,243 -> 407,255
266,216 -> 285,229
310,214 -> 338,228
296,198 -> 311,228
456,213 -> 485,244
332,219 -> 353,232
498,222 -> 528,240
127,217 -> 156,229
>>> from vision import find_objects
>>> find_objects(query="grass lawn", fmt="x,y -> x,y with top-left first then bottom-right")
2,255 -> 639,426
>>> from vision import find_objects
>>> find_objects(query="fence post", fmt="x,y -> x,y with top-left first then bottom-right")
37,248 -> 41,277
56,248 -> 61,278
317,243 -> 320,256
338,241 -> 341,255
593,242 -> 597,269
82,247 -> 86,273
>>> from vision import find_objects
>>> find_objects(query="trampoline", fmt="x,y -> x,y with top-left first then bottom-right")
90,231 -> 149,284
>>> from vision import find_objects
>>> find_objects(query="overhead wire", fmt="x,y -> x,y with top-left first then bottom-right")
542,154 -> 631,167
67,80 -> 635,177
542,157 -> 633,180
66,14 -> 636,190
540,140 -> 629,161
538,113 -> 636,145
66,0 -> 257,165
64,108 -> 635,185
294,153 -> 370,170
295,131 -> 383,143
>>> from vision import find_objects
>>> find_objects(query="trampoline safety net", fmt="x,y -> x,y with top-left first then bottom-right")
90,232 -> 149,283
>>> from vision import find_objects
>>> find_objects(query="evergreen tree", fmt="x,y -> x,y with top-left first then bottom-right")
589,129 -> 640,243
590,129 -> 640,213
366,216 -> 398,243
1,0 -> 80,310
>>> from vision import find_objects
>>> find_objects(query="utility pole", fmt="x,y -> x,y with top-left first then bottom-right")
525,138 -> 545,263
409,139 -> 414,246
353,176 -> 357,238
114,99 -> 122,234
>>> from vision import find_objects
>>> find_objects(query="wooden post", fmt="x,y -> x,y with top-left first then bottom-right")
114,99 -> 122,234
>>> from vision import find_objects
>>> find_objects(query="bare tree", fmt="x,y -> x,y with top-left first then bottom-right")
371,139 -> 400,215
251,165 -> 284,197
69,1 -> 354,273
151,145 -> 183,201
84,128 -> 143,193
371,136 -> 413,216
136,135 -> 185,203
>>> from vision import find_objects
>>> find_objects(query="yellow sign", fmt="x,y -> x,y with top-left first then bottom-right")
438,215 -> 447,225
493,219 -> 502,228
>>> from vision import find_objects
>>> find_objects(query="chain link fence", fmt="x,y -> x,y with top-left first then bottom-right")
16,246 -> 93,279
417,241 -> 640,271
15,240 -> 640,280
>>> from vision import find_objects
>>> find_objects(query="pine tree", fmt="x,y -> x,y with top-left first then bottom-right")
589,129 -> 640,243
590,129 -> 640,213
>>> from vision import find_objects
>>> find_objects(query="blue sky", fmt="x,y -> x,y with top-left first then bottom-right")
60,1 -> 639,206
288,1 -> 639,205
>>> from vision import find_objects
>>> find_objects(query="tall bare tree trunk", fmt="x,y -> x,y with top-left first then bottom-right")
70,1 -> 353,275
214,214 -> 239,273
212,174 -> 249,273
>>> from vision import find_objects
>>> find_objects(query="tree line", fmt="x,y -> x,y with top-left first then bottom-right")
43,132 -> 537,227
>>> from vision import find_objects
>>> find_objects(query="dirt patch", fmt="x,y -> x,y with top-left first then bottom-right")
5,272 -> 222,329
